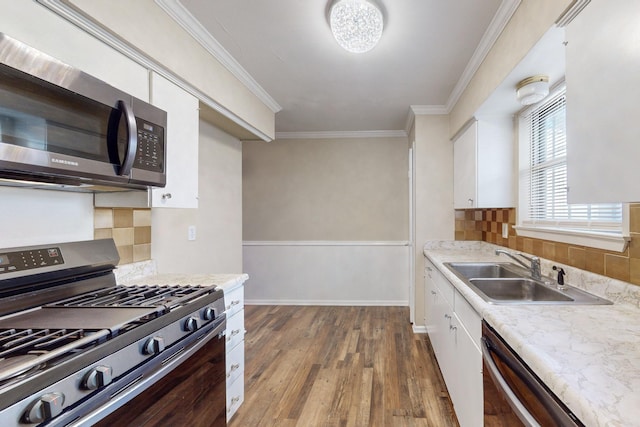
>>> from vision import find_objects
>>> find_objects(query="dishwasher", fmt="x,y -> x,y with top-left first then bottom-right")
481,321 -> 585,427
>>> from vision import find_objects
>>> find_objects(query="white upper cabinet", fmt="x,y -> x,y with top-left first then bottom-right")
453,119 -> 514,209
566,0 -> 640,203
1,2 -> 148,101
150,73 -> 199,208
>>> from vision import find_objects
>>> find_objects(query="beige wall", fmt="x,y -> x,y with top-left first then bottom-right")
242,137 -> 409,241
152,120 -> 243,273
412,114 -> 454,326
449,0 -> 573,136
69,0 -> 275,140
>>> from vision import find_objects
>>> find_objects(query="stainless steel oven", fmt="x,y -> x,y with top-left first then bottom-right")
0,33 -> 167,190
0,239 -> 226,426
482,321 -> 584,427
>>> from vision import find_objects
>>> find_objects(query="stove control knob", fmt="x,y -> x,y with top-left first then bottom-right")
143,336 -> 165,355
184,316 -> 199,332
83,365 -> 113,390
23,392 -> 65,423
202,306 -> 216,321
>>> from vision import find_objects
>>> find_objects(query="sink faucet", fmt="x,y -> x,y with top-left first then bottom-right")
495,249 -> 541,280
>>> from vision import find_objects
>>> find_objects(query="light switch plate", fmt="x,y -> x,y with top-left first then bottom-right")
502,223 -> 509,238
188,225 -> 197,241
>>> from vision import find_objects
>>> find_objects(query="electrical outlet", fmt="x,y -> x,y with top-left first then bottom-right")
502,223 -> 509,239
188,225 -> 196,241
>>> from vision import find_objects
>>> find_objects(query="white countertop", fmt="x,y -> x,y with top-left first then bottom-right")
424,241 -> 640,427
114,260 -> 248,293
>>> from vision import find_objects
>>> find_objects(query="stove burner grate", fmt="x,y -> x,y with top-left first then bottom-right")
48,284 -> 212,310
0,328 -> 108,383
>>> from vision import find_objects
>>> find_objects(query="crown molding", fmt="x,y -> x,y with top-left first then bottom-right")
555,0 -> 591,27
155,0 -> 282,114
275,130 -> 407,140
444,0 -> 521,112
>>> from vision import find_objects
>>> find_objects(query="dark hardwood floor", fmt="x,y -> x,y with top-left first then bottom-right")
229,305 -> 459,427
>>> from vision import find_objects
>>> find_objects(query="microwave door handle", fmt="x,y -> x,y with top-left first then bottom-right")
481,337 -> 541,427
117,99 -> 138,176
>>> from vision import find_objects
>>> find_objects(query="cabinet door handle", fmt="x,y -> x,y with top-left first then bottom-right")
431,290 -> 437,295
449,324 -> 457,331
444,314 -> 451,320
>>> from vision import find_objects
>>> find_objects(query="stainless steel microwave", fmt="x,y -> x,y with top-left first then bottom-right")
0,33 -> 167,190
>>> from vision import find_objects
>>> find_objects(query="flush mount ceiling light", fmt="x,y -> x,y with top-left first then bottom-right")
516,75 -> 550,105
329,0 -> 384,53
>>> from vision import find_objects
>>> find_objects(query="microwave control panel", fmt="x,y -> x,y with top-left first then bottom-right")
0,247 -> 64,274
135,119 -> 165,172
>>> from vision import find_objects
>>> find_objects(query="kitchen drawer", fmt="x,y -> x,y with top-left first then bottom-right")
226,340 -> 244,385
226,373 -> 244,421
224,286 -> 244,318
453,292 -> 481,351
432,268 -> 454,309
225,309 -> 245,351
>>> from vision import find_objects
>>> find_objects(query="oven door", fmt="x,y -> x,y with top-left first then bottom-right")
51,318 -> 226,427
481,322 -> 584,427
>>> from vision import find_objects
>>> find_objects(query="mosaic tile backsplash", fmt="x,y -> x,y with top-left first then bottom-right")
455,204 -> 640,286
94,208 -> 151,265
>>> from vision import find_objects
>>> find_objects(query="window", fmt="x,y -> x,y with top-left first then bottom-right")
516,85 -> 628,251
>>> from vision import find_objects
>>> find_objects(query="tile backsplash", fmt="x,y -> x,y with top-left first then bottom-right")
94,208 -> 151,265
455,204 -> 640,286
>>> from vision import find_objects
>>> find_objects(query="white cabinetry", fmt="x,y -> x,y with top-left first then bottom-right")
424,259 -> 482,427
222,283 -> 245,421
565,0 -> 640,203
150,73 -> 199,208
1,1 -> 148,101
453,119 -> 513,209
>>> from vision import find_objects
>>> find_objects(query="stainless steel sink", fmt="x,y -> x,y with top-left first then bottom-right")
443,262 -> 612,305
469,278 -> 573,302
445,262 -> 523,279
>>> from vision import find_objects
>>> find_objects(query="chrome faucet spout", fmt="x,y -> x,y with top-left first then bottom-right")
495,249 -> 541,280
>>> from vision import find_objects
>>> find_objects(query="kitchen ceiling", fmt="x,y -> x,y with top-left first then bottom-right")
159,0 -> 517,135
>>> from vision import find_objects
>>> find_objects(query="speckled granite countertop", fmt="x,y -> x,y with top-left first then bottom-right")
114,260 -> 248,293
424,241 -> 640,427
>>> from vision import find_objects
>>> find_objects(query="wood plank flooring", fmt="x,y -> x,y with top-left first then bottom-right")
229,305 -> 459,427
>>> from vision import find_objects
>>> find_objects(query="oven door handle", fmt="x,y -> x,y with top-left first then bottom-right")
481,336 -> 541,427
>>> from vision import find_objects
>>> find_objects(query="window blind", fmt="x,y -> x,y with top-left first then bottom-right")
523,88 -> 622,233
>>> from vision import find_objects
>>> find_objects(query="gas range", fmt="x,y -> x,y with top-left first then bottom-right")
0,239 -> 226,426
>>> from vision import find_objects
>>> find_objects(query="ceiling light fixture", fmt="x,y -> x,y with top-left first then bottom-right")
516,75 -> 550,106
329,0 -> 384,53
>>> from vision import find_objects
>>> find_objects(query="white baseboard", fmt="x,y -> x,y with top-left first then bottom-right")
245,299 -> 408,306
412,325 -> 427,334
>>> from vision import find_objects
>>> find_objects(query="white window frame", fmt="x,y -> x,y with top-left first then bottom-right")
514,83 -> 629,252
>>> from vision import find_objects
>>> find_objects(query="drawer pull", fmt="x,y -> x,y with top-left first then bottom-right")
228,396 -> 241,412
227,363 -> 241,378
226,329 -> 241,342
226,300 -> 241,310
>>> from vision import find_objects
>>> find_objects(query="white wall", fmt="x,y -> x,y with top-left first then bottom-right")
242,135 -> 410,305
151,120 -> 243,273
0,187 -> 93,248
412,114 -> 454,328
243,242 -> 409,305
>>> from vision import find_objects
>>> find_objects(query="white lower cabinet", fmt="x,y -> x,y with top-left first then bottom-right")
223,284 -> 245,421
425,259 -> 483,427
